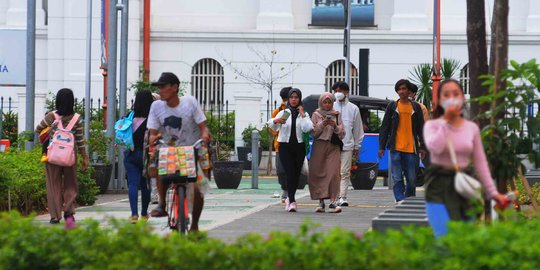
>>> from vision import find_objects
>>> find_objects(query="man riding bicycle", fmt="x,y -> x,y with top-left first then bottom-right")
147,72 -> 211,232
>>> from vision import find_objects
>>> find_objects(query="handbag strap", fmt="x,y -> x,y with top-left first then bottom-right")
446,138 -> 460,171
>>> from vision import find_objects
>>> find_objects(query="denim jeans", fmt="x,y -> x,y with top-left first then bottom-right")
124,148 -> 150,217
390,150 -> 418,202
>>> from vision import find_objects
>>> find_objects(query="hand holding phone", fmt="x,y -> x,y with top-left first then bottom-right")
281,110 -> 291,120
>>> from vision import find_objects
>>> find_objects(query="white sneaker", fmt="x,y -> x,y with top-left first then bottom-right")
288,202 -> 297,212
333,206 -> 342,213
337,197 -> 349,207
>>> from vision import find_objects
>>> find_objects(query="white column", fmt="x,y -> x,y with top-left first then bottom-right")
5,0 -> 45,27
234,94 -> 262,151
6,0 -> 26,26
390,0 -> 429,31
17,92 -> 47,135
36,0 -> 45,28
527,0 -> 540,32
0,0 -> 9,25
440,0 -> 466,32
257,0 -> 294,30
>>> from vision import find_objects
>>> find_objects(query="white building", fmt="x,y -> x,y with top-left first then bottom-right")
0,0 -> 539,148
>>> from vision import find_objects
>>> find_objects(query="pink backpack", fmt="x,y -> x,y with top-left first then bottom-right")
47,112 -> 80,167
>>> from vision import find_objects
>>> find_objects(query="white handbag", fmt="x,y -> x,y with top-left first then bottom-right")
447,139 -> 482,200
301,157 -> 309,176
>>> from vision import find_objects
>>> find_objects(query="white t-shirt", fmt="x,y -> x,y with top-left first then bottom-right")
147,96 -> 206,146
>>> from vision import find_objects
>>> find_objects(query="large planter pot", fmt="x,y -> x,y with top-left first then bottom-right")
91,163 -> 113,194
237,146 -> 263,170
213,161 -> 244,189
350,162 -> 379,190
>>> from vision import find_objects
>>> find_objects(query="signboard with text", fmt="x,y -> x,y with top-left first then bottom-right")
0,29 -> 26,86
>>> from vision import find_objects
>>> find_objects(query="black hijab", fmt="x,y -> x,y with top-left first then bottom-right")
286,88 -> 302,119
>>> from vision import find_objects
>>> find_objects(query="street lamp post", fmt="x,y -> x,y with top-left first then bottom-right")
344,0 -> 352,86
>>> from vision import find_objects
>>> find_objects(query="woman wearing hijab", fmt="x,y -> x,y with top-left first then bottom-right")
35,88 -> 88,229
308,93 -> 345,213
268,88 -> 313,212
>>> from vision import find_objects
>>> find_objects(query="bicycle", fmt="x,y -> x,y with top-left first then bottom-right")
153,138 -> 207,234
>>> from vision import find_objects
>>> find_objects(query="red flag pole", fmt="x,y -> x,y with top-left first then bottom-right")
431,0 -> 441,111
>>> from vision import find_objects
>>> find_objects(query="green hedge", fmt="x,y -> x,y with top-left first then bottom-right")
0,148 -> 98,214
1,212 -> 540,269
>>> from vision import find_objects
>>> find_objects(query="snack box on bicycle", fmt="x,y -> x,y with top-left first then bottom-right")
157,146 -> 197,184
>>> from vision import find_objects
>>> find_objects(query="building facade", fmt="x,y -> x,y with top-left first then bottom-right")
0,0 -> 539,148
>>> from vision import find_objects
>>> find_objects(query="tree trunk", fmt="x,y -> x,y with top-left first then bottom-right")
489,0 -> 509,193
466,0 -> 489,127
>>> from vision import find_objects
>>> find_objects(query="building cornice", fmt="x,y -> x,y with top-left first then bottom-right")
150,29 -> 540,45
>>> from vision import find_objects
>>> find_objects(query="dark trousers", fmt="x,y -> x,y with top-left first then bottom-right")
279,142 -> 305,203
276,152 -> 287,191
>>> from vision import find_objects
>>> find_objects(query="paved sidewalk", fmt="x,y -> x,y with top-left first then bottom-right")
35,177 -> 303,235
36,177 -> 413,240
208,182 -> 397,241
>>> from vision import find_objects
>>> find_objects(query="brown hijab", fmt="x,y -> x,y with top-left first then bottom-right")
315,92 -> 338,118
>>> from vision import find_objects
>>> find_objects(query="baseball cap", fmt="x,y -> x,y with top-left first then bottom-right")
151,72 -> 180,86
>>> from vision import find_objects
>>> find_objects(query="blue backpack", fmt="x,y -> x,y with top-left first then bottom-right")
114,111 -> 135,150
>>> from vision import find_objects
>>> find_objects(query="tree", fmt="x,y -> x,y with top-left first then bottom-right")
408,59 -> 461,111
222,45 -> 299,175
466,0 -> 489,126
488,0 -> 509,193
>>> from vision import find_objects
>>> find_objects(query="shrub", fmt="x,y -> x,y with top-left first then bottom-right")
241,124 -> 272,150
206,112 -> 235,148
1,111 -> 18,144
1,213 -> 540,269
0,147 -> 98,214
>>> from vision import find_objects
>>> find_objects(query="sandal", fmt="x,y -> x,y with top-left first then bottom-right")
150,204 -> 168,217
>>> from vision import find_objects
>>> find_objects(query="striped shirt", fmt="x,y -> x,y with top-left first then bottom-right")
35,112 -> 85,151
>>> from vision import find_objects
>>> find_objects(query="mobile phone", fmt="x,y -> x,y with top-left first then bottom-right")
281,110 -> 291,120
326,115 -> 333,120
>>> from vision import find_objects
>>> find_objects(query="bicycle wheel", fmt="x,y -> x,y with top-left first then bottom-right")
176,185 -> 188,234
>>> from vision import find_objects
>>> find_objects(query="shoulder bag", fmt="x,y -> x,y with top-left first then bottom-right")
330,115 -> 344,151
447,138 -> 482,200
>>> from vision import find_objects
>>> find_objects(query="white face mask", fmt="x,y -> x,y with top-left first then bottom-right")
334,92 -> 345,102
440,98 -> 463,110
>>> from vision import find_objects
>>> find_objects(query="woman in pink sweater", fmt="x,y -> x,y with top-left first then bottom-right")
423,79 -> 506,237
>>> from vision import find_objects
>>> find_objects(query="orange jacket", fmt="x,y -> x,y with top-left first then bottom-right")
270,102 -> 286,152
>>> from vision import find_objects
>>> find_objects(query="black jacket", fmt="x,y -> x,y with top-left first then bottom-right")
379,99 -> 425,153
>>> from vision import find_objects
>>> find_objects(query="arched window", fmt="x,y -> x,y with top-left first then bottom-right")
191,58 -> 224,111
325,60 -> 359,95
459,64 -> 470,95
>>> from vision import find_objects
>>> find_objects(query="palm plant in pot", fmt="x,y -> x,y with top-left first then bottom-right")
212,143 -> 244,189
238,124 -> 263,170
207,111 -> 243,189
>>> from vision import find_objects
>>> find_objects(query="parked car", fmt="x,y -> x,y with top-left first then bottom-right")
302,94 -> 391,180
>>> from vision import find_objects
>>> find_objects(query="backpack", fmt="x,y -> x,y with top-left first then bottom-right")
114,111 -> 135,150
47,112 -> 79,167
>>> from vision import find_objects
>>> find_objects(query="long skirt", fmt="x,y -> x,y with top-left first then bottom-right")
307,140 -> 341,200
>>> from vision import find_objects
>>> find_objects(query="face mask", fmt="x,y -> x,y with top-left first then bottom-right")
334,92 -> 345,102
440,98 -> 463,110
